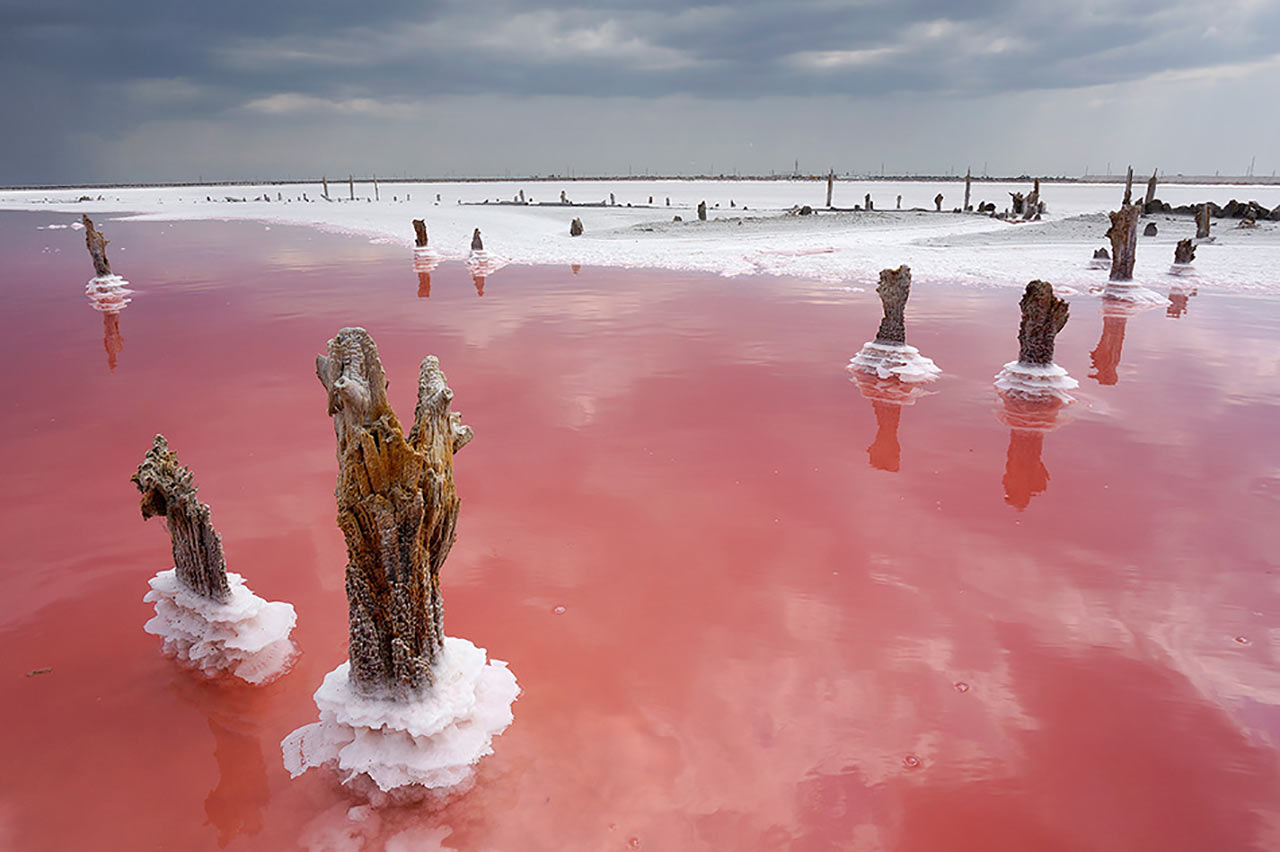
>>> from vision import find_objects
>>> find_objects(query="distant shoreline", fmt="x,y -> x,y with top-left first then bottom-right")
4,174 -> 1279,192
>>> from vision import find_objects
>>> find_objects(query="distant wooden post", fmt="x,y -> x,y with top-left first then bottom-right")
896,195 -> 902,210
412,219 -> 428,248
1144,170 -> 1157,210
349,175 -> 354,201
1023,179 -> 1040,220
934,193 -> 943,212
322,176 -> 330,199
826,170 -> 834,207
1174,238 -> 1196,264
1106,204 -> 1140,281
1195,204 -> 1212,239
964,168 -> 972,211
82,214 -> 112,277
1123,165 -> 1134,206
697,201 -> 707,221
569,217 -> 583,236
471,229 -> 484,251
373,175 -> 379,201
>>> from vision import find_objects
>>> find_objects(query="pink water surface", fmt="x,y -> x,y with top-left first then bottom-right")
2,213 -> 1280,851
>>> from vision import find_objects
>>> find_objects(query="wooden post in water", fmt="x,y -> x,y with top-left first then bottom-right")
82,215 -> 112,277
1123,165 -> 1134,206
1017,281 -> 1070,366
1106,204 -> 1140,281
875,266 -> 911,345
964,168 -> 972,211
471,229 -> 484,251
315,329 -> 473,698
412,219 -> 428,248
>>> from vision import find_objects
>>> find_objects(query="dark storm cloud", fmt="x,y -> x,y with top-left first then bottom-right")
2,0 -> 1278,181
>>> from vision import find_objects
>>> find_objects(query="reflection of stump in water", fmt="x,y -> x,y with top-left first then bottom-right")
413,250 -> 439,299
851,373 -> 932,473
473,274 -> 486,296
1167,285 -> 1197,318
418,272 -> 432,298
998,395 -> 1065,510
1089,315 -> 1128,386
103,310 -> 124,371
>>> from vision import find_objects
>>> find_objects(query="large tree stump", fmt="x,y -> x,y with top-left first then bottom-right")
1195,204 -> 1212,239
471,229 -> 484,251
1017,281 -> 1069,365
1106,204 -> 1140,281
826,170 -> 834,207
316,328 -> 474,699
697,201 -> 707,221
412,219 -> 428,248
1174,238 -> 1196,264
874,265 -> 911,345
964,168 -> 972,211
1123,165 -> 1134,206
132,435 -> 230,602
82,215 -> 112,277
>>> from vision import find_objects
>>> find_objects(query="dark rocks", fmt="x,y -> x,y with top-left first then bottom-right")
1093,247 -> 1111,260
673,215 -> 683,222
1143,222 -> 1158,236
1017,281 -> 1070,366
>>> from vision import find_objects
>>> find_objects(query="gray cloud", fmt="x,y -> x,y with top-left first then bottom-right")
1,0 -> 1278,182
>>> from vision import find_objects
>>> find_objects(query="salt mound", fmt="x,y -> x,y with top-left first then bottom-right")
993,361 -> 1079,403
143,568 -> 296,685
1100,281 -> 1165,305
465,250 -> 507,277
282,637 -> 518,799
85,274 -> 133,311
848,341 -> 941,383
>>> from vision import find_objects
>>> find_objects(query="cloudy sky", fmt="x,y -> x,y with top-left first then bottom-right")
3,0 -> 1278,184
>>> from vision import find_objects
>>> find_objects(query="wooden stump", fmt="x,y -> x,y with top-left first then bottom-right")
1106,204 -> 1140,281
864,193 -> 873,211
934,193 -> 943,212
826,170 -> 834,207
1196,204 -> 1211,239
322,176 -> 330,199
697,201 -> 707,221
1017,281 -> 1069,365
569,217 -> 583,236
1174,239 -> 1196,264
471,229 -> 484,251
132,435 -> 230,602
349,175 -> 354,201
1023,179 -> 1040,220
82,215 -> 112,277
874,266 -> 911,345
1144,170 -> 1157,210
1123,165 -> 1134,206
412,219 -> 428,248
964,168 -> 972,211
315,328 -> 474,698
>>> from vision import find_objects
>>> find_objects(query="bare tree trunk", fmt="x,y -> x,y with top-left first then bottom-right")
349,175 -> 355,201
964,168 -> 972,211
1106,204 -> 1140,281
412,219 -> 428,248
1123,165 -> 1134,206
1196,204 -> 1212,239
826,170 -> 834,207
1017,280 -> 1070,365
1174,238 -> 1196,264
315,328 -> 474,699
373,175 -> 379,201
697,201 -> 707,221
471,229 -> 484,251
934,193 -> 943,212
82,214 -> 112,277
874,266 -> 911,344
1023,179 -> 1040,220
1144,170 -> 1157,210
132,435 -> 231,602
322,176 -> 330,199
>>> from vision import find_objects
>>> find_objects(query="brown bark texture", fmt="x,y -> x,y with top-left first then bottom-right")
697,201 -> 707,221
1123,165 -> 1134,206
1174,238 -> 1196,264
1196,204 -> 1212,239
471,229 -> 484,251
132,434 -> 231,602
82,215 -> 112,277
316,328 -> 474,699
1106,204 -> 1140,281
569,217 -> 584,236
874,265 -> 911,345
412,219 -> 429,248
1017,280 -> 1069,365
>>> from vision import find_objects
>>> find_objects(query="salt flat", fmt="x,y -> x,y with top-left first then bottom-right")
4,178 -> 1279,291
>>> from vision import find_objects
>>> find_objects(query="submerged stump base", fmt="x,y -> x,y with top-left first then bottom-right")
848,342 -> 941,383
993,361 -> 1079,404
143,568 -> 297,685
466,249 -> 506,278
281,637 -> 518,801
1099,281 -> 1166,308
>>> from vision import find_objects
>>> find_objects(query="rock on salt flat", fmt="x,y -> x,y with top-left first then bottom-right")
281,637 -> 518,801
143,568 -> 296,685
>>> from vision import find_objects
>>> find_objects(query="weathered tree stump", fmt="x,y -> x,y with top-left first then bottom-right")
874,265 -> 911,345
1023,179 -> 1040,220
1093,247 -> 1110,260
1143,222 -> 1158,236
1196,204 -> 1211,239
697,201 -> 707,221
569,217 -> 583,236
1123,165 -> 1134,206
560,191 -> 568,204
609,193 -> 615,206
1017,281 -> 1069,365
896,195 -> 902,210
865,193 -> 873,211
412,219 -> 428,248
82,215 -> 112,277
349,175 -> 355,201
1174,238 -> 1195,264
518,190 -> 525,203
374,175 -> 380,201
1144,170 -> 1157,210
315,328 -> 474,699
471,229 -> 484,251
826,170 -> 834,207
934,193 -> 943,212
1009,192 -> 1025,217
132,434 -> 230,602
964,168 -> 972,211
323,176 -> 330,199
1106,204 -> 1140,281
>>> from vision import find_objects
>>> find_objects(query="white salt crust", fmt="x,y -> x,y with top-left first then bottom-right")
143,568 -> 297,685
465,249 -> 507,277
848,341 -> 942,383
281,637 -> 519,798
1100,281 -> 1167,305
412,247 -> 441,272
993,361 -> 1079,403
85,275 -> 133,311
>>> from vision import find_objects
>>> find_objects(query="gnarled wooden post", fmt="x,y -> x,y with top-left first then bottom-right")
1123,165 -> 1134,206
826,170 -> 834,207
323,176 -> 330,200
875,265 -> 911,345
934,193 -> 943,212
349,175 -> 355,201
316,328 -> 474,699
132,435 -> 230,602
1196,204 -> 1212,239
1144,170 -> 1158,211
569,217 -> 583,236
412,219 -> 428,248
1017,281 -> 1069,365
471,229 -> 484,251
1106,204 -> 1140,281
865,193 -> 873,211
697,201 -> 707,221
82,215 -> 112,277
964,168 -> 972,211
1174,238 -> 1196,264
1023,179 -> 1040,220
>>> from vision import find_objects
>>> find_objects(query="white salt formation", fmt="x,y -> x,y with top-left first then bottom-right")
1100,280 -> 1166,306
144,568 -> 297,685
282,637 -> 518,798
283,329 -> 517,800
132,434 -> 296,685
993,280 -> 1078,403
848,265 -> 942,383
993,361 -> 1079,403
85,274 -> 133,311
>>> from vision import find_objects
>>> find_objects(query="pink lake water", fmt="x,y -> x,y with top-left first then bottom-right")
2,213 -> 1280,851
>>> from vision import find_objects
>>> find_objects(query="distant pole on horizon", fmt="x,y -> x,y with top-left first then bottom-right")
349,175 -> 354,201
373,174 -> 379,201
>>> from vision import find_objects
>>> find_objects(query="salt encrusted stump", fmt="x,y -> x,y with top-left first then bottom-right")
1174,238 -> 1196,265
848,266 -> 941,383
133,435 -> 296,683
993,281 -> 1078,402
1024,179 -> 1040,220
1196,204 -> 1212,239
1106,204 -> 1140,281
1123,165 -> 1134,206
697,201 -> 707,221
284,329 -> 517,799
412,220 -> 429,248
569,217 -> 583,236
83,215 -> 112,277
470,229 -> 483,251
1145,170 -> 1158,210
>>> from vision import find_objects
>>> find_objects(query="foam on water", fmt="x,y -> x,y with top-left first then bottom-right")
143,568 -> 297,685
